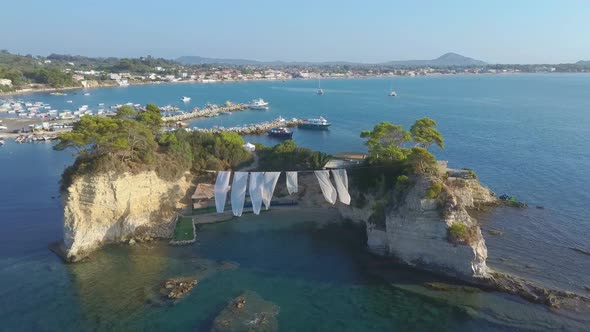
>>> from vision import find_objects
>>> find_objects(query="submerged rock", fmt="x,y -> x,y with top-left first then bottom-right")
160,277 -> 197,300
211,291 -> 279,332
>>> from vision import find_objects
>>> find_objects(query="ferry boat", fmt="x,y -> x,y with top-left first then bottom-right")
267,127 -> 293,139
298,116 -> 331,130
181,96 -> 191,103
249,98 -> 269,110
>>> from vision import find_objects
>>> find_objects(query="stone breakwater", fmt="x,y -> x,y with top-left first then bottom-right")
193,117 -> 303,135
162,104 -> 248,122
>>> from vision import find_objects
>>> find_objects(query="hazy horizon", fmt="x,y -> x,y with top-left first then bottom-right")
2,0 -> 589,64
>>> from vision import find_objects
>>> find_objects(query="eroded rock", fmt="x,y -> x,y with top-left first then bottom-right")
160,277 -> 197,300
211,291 -> 279,332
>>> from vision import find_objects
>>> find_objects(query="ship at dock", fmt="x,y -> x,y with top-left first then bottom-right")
267,127 -> 293,139
298,116 -> 331,130
248,98 -> 269,110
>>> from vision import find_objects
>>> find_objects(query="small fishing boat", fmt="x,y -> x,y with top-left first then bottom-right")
248,98 -> 269,110
181,96 -> 191,103
389,91 -> 397,97
298,116 -> 331,130
267,127 -> 293,139
84,93 -> 91,96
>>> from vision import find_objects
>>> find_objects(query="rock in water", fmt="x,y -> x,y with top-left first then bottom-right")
211,291 -> 279,332
160,277 -> 197,300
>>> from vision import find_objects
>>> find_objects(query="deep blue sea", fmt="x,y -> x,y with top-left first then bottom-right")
1,75 -> 589,331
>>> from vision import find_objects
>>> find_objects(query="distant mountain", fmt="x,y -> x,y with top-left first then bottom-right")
176,52 -> 486,67
576,60 -> 590,65
176,55 -> 360,66
379,53 -> 486,67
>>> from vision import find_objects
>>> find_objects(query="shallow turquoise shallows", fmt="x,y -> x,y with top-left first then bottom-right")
1,74 -> 589,331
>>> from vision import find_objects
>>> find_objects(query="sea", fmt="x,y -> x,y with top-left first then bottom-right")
1,74 -> 589,331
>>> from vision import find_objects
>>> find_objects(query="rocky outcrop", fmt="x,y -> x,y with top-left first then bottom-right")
62,171 -> 192,262
339,168 -> 497,281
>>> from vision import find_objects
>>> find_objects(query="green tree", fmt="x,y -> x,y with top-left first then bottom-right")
360,122 -> 411,162
137,104 -> 162,131
410,117 -> 444,149
406,147 -> 437,175
116,105 -> 137,118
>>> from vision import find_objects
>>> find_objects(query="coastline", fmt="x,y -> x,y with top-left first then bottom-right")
2,71 -> 590,98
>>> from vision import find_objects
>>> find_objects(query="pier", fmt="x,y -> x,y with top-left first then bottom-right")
162,103 -> 249,122
192,117 -> 303,135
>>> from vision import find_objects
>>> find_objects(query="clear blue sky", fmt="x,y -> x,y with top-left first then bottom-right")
2,0 -> 588,63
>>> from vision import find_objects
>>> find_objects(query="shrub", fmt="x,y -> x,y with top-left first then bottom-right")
447,223 -> 477,245
394,175 -> 410,192
425,181 -> 442,199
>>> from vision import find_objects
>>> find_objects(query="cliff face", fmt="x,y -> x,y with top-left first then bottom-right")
62,171 -> 191,262
339,171 -> 496,281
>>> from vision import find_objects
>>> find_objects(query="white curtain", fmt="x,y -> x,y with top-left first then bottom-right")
248,172 -> 264,215
262,172 -> 281,210
331,169 -> 351,205
286,171 -> 298,194
314,170 -> 337,204
214,171 -> 231,213
230,172 -> 248,217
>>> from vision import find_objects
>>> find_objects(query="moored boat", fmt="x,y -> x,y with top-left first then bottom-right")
298,116 -> 331,130
267,127 -> 293,139
181,96 -> 191,103
248,98 -> 269,110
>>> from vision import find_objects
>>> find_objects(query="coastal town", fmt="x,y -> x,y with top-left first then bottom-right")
1,50 -> 589,95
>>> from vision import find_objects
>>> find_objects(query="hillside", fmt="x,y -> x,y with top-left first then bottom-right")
176,52 -> 487,67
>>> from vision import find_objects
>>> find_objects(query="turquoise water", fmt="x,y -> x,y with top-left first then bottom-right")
1,75 -> 590,330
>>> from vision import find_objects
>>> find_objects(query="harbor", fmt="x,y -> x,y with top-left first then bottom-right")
191,117 -> 303,135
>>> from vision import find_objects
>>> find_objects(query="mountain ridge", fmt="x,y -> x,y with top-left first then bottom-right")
176,52 -> 487,67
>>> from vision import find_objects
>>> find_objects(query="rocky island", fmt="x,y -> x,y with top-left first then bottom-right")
52,105 -> 590,311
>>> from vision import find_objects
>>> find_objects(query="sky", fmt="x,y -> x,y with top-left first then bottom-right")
1,0 -> 589,64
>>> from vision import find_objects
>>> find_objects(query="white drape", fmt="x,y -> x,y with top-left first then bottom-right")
331,169 -> 351,205
214,171 -> 231,213
314,170 -> 337,204
248,172 -> 264,215
261,172 -> 281,210
286,171 -> 298,195
230,172 -> 248,216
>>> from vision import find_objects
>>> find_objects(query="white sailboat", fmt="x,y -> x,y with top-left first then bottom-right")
388,80 -> 397,96
317,78 -> 324,95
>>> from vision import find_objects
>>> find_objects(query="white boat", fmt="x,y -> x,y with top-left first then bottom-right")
317,78 -> 324,95
181,96 -> 191,103
66,100 -> 73,103
298,116 -> 331,130
84,93 -> 90,96
248,98 -> 269,110
0,126 -> 7,130
0,139 -> 4,146
389,91 -> 397,97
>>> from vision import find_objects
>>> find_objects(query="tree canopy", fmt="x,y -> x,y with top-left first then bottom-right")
410,118 -> 444,149
360,118 -> 442,175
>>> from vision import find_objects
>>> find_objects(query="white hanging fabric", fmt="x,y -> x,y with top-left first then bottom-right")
314,170 -> 337,204
230,172 -> 248,217
331,169 -> 351,205
214,171 -> 231,213
261,172 -> 281,210
286,171 -> 298,195
248,172 -> 264,215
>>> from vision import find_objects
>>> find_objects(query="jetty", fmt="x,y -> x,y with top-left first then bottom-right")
162,103 -> 248,122
192,117 -> 303,135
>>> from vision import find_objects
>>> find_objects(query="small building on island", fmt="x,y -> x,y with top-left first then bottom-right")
191,183 -> 215,211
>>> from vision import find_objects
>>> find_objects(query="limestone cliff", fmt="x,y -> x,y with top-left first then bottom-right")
62,171 -> 192,262
339,167 -> 496,281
